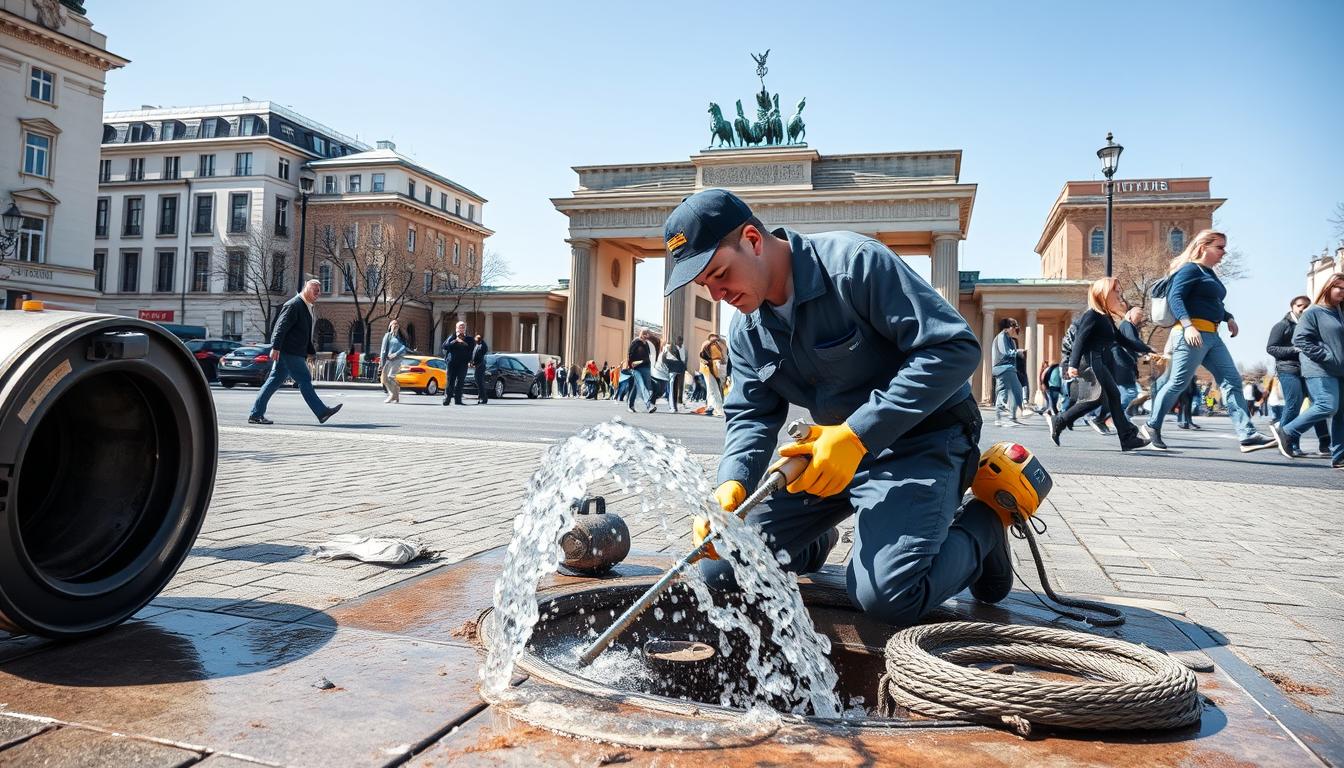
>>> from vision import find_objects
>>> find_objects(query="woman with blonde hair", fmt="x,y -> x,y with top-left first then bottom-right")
1270,273 -> 1344,468
1140,230 -> 1273,451
1050,277 -> 1151,451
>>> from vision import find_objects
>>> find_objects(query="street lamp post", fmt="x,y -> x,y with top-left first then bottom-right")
295,170 -> 316,292
0,202 -> 23,262
1097,132 -> 1123,277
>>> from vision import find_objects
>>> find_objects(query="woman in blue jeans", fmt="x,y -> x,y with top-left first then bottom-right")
1271,273 -> 1344,468
1140,230 -> 1273,452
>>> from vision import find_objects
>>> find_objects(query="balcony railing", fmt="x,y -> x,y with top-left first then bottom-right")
123,224 -> 142,237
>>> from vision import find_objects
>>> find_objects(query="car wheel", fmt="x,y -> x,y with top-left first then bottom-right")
528,381 -> 540,399
426,379 -> 439,396
221,381 -> 236,389
494,378 -> 505,399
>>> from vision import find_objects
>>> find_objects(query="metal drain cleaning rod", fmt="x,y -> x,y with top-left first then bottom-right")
577,421 -> 813,667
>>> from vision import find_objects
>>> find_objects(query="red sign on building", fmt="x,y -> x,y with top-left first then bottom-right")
138,309 -> 175,322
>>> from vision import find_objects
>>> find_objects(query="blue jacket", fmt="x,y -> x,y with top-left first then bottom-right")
380,331 -> 407,361
1293,304 -> 1344,379
1167,262 -> 1233,326
719,229 -> 979,489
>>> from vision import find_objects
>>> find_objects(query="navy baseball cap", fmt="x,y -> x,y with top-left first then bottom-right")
662,189 -> 753,296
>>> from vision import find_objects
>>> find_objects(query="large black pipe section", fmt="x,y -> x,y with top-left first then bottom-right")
0,308 -> 215,637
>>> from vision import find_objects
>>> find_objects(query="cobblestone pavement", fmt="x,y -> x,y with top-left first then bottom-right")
165,413 -> 1344,739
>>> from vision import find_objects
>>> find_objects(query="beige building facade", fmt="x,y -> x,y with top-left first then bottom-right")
0,0 -> 125,310
552,146 -> 977,369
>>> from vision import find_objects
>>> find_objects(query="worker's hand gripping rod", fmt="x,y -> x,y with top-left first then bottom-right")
576,420 -> 814,667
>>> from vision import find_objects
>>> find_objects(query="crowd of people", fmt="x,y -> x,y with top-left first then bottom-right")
990,230 -> 1343,470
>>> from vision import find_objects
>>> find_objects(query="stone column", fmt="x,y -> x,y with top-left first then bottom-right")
664,254 -> 686,349
565,238 -> 595,366
931,233 -> 962,306
482,311 -> 494,347
980,308 -> 995,405
538,312 -> 550,355
511,312 -> 521,351
1025,308 -> 1039,408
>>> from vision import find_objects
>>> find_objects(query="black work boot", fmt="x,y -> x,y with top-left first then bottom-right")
967,500 -> 1013,604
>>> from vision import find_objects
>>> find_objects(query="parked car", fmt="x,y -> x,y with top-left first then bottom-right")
465,354 -> 542,399
217,344 -> 277,388
393,355 -> 448,396
186,338 -> 242,381
497,353 -> 561,377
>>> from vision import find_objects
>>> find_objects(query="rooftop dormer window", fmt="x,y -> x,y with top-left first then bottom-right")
128,122 -> 154,142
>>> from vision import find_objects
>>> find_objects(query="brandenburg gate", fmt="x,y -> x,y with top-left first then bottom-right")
552,145 -> 978,368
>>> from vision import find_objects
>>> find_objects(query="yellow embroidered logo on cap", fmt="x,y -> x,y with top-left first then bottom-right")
666,232 -> 687,253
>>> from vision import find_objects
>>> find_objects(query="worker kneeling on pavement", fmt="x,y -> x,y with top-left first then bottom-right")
664,189 -> 1011,626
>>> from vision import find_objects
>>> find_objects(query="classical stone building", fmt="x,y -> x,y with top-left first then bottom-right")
303,141 -> 490,354
95,101 -> 368,337
1307,246 -> 1343,299
552,146 -> 976,369
0,0 -> 125,310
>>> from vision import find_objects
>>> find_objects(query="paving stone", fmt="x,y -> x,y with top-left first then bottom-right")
0,726 -> 201,767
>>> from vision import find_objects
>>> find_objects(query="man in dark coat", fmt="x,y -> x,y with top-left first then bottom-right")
471,334 -> 490,404
1267,295 -> 1328,455
440,321 -> 473,405
1110,307 -> 1152,419
249,279 -> 341,425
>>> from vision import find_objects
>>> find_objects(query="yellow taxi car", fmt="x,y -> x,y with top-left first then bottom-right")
393,355 -> 448,396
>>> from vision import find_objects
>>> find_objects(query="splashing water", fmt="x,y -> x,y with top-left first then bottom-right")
479,420 -> 841,718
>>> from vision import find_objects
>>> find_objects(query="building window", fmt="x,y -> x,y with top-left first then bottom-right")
407,227 -> 416,252
1169,227 -> 1186,254
454,198 -> 461,215
193,194 -> 213,234
278,157 -> 290,180
452,241 -> 460,265
368,223 -> 383,247
274,197 -> 289,236
343,262 -> 355,291
424,185 -> 432,204
281,125 -> 296,142
155,250 -> 175,293
436,237 -> 444,260
17,217 -> 45,262
191,250 -> 210,292
120,251 -> 139,293
348,174 -> 362,193
601,294 -> 626,321
93,251 -> 106,292
128,123 -> 152,142
323,175 -> 337,194
226,250 -> 245,292
123,197 -> 144,236
365,264 -> 380,291
234,152 -> 252,176
222,311 -> 242,341
695,296 -> 714,322
423,270 -> 433,293
163,155 -> 180,180
198,154 -> 215,177
239,116 -> 258,136
201,118 -> 218,139
311,135 -> 326,155
468,203 -> 476,222
95,197 -> 110,237
270,252 -> 286,293
229,193 -> 249,233
371,173 -> 385,192
348,319 -> 364,348
99,158 -> 111,182
1089,227 -> 1104,256
467,245 -> 475,267
315,318 -> 335,351
318,263 -> 332,293
439,192 -> 447,210
157,195 -> 178,235
161,120 -> 181,140
408,179 -> 416,198
29,67 -> 54,102
23,132 -> 51,177
128,157 -> 144,181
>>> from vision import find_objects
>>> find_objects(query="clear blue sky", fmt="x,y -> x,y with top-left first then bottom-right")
95,1 -> 1342,366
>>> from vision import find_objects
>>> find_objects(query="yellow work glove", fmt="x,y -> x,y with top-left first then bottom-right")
691,481 -> 746,561
778,422 -> 867,498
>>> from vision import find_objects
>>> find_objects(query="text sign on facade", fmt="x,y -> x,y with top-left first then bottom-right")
1115,180 -> 1169,193
138,309 -> 175,322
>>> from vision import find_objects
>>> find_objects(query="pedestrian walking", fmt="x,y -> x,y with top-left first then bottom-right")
1139,230 -> 1273,452
472,334 -> 490,404
544,359 -> 556,398
651,337 -> 671,409
584,360 -> 600,399
626,330 -> 656,412
1271,273 -> 1344,467
700,333 -> 727,418
556,359 -> 569,398
1050,278 -> 1151,451
1038,360 -> 1063,416
440,321 -> 473,406
1267,295 -> 1329,454
379,319 -> 408,404
1265,374 -> 1284,424
1112,307 -> 1150,418
662,335 -> 687,412
248,279 -> 342,425
661,188 -> 1006,626
991,319 -> 1025,427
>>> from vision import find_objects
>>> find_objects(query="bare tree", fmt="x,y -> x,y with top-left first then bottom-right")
1329,202 -> 1344,242
310,213 -> 417,350
418,247 -> 512,343
212,227 -> 294,339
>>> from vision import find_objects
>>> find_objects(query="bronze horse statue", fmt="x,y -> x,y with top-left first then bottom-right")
707,103 -> 735,148
735,100 -> 762,146
787,97 -> 806,143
